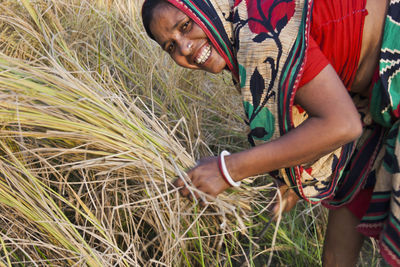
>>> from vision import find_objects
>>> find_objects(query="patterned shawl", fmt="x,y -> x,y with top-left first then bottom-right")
161,0 -> 357,203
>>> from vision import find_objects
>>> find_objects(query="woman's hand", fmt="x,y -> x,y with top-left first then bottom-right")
173,157 -> 232,201
272,183 -> 300,218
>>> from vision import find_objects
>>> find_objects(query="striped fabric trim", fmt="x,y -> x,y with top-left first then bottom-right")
381,214 -> 400,266
360,191 -> 391,222
278,0 -> 359,203
324,125 -> 386,207
278,0 -> 314,201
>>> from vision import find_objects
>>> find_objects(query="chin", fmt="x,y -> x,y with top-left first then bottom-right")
204,63 -> 227,74
209,65 -> 227,74
208,68 -> 224,74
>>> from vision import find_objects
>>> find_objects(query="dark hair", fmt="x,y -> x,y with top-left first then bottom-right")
141,0 -> 166,40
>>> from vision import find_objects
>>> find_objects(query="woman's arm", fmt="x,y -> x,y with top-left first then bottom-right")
174,64 -> 362,198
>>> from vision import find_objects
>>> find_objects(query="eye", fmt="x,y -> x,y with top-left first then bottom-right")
181,19 -> 191,32
166,42 -> 175,53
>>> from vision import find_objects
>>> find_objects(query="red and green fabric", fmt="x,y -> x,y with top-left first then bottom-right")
355,1 -> 400,265
164,0 -> 357,203
160,0 -> 400,264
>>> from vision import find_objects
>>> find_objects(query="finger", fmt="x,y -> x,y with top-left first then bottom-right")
193,188 -> 210,208
173,176 -> 186,189
278,184 -> 289,195
187,169 -> 206,189
272,198 -> 288,221
186,191 -> 193,201
271,189 -> 300,220
187,189 -> 201,203
179,185 -> 191,198
174,173 -> 195,195
196,186 -> 216,204
173,179 -> 182,190
271,185 -> 288,219
283,189 -> 300,212
199,198 -> 210,208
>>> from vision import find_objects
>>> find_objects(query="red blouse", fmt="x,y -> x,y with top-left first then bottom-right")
298,0 -> 371,218
299,0 -> 368,89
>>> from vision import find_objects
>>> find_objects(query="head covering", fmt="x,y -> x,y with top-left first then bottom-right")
150,0 -> 357,203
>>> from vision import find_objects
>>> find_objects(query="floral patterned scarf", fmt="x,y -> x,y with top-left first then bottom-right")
160,0 -> 357,203
154,0 -> 400,263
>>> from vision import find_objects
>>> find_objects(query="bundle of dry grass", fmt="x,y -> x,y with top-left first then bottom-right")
0,0 -> 279,265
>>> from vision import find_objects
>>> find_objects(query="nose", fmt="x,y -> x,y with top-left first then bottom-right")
178,39 -> 193,56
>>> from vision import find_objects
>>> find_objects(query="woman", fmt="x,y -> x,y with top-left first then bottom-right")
142,0 -> 400,265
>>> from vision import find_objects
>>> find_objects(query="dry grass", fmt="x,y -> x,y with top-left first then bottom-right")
0,0 -> 281,265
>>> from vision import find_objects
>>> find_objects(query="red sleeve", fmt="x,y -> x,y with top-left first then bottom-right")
298,36 -> 330,88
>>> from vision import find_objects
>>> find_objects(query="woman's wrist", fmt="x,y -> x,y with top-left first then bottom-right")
222,151 -> 249,183
218,150 -> 241,187
223,147 -> 274,182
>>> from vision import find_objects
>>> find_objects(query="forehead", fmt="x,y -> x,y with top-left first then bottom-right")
149,2 -> 187,45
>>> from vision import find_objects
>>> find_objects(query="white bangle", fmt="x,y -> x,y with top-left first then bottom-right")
219,150 -> 241,187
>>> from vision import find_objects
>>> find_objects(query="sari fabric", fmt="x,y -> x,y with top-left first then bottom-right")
357,1 -> 400,265
154,0 -> 400,264
163,0 -> 355,202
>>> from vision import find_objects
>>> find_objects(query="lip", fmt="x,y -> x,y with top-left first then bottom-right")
193,41 -> 211,66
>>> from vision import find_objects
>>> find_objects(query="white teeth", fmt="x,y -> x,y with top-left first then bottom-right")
195,44 -> 211,65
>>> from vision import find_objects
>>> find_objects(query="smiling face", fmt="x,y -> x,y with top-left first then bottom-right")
149,1 -> 227,74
